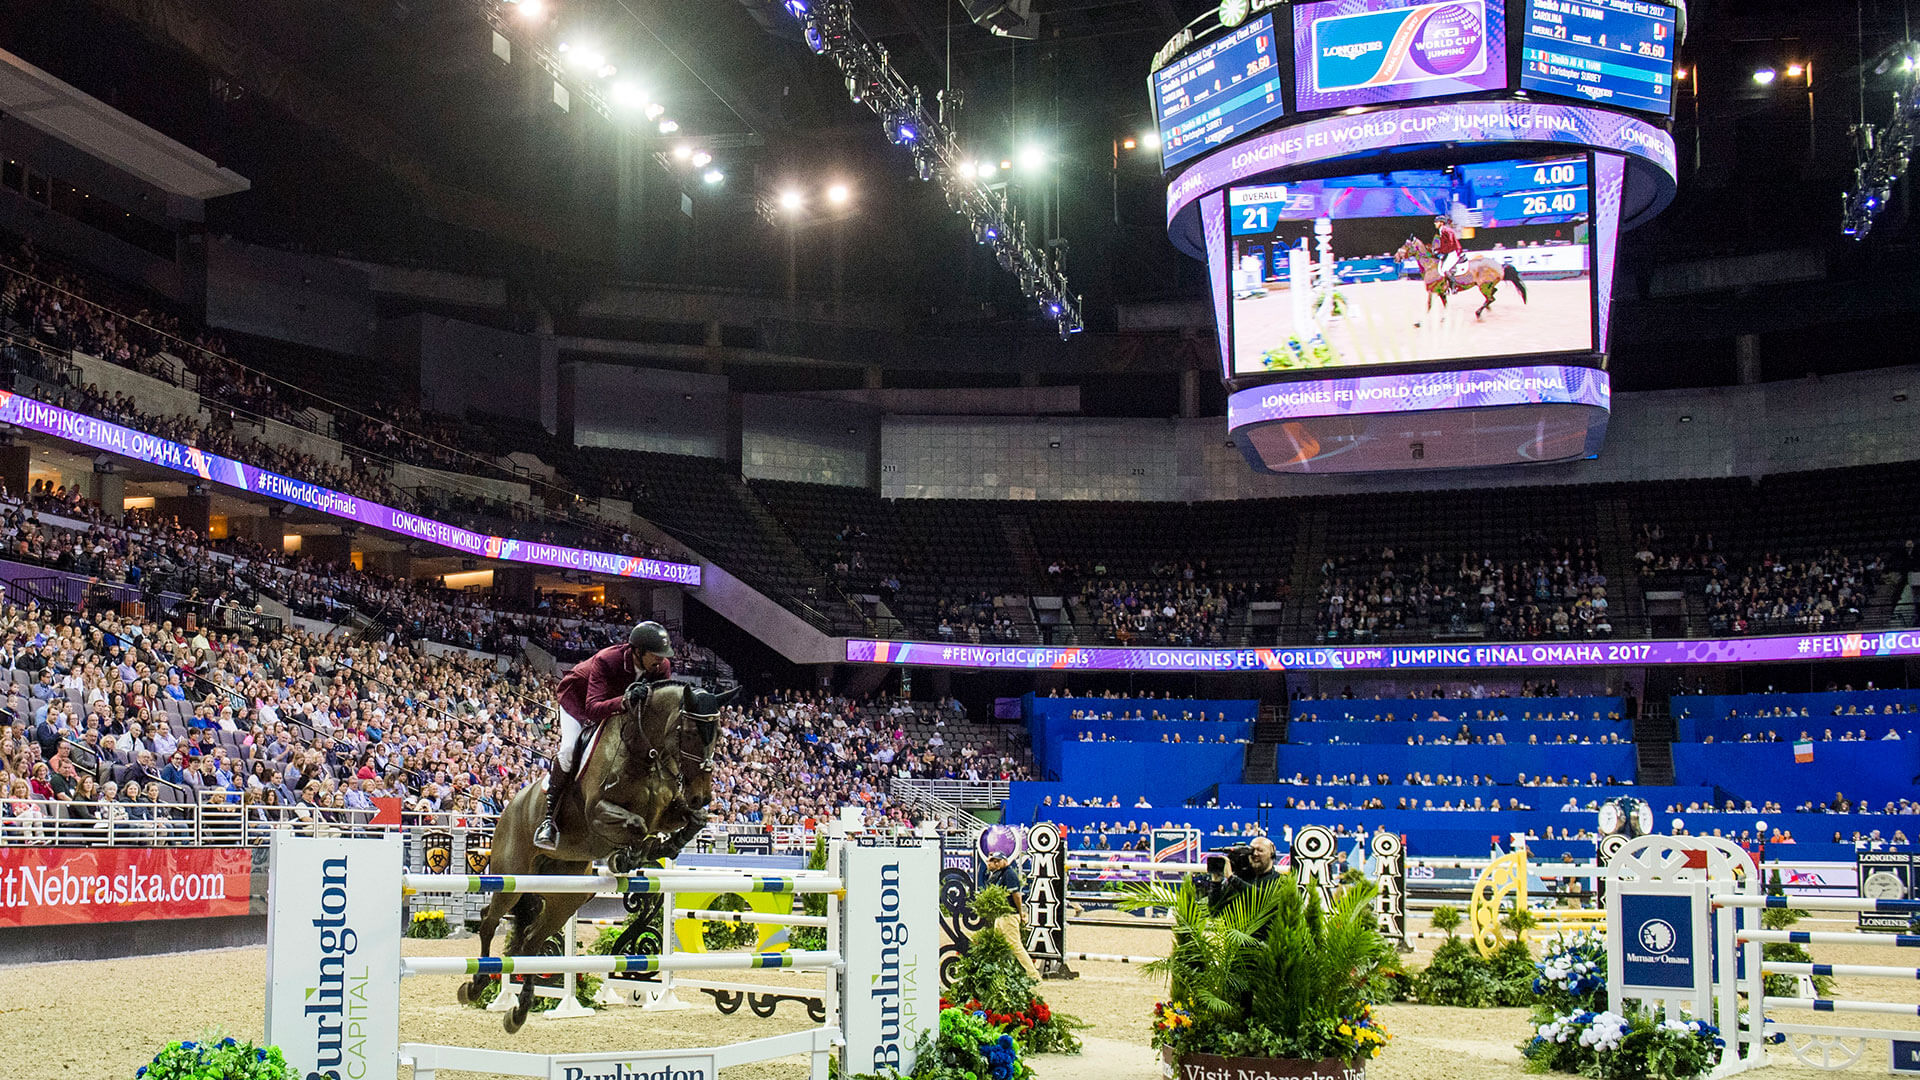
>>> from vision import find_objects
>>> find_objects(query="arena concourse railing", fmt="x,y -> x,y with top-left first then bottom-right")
0,796 -> 830,852
891,777 -> 1011,809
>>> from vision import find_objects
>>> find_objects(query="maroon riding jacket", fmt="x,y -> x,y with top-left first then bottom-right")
556,642 -> 637,725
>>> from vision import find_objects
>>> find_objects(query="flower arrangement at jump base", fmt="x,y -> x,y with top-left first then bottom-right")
1520,1009 -> 1722,1080
840,1006 -> 1035,1080
1518,932 -> 1724,1079
407,908 -> 449,939
136,1035 -> 299,1080
1122,874 -> 1396,1079
942,884 -> 1082,1055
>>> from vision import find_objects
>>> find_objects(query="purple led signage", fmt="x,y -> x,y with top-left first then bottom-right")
0,391 -> 702,586
1226,364 -> 1608,428
848,630 -> 1920,672
1202,191 -> 1232,377
1592,152 -> 1627,352
1167,100 -> 1676,228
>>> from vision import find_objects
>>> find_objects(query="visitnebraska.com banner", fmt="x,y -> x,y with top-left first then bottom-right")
0,847 -> 251,927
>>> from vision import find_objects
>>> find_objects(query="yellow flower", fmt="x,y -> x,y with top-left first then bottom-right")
1339,1025 -> 1352,1036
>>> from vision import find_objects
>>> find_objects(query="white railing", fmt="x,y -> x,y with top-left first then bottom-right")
891,777 -> 1010,809
0,796 -> 504,848
0,795 -> 833,853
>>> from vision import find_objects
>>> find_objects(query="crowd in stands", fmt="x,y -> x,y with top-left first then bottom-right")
936,592 -> 1022,643
1315,539 -> 1614,642
1067,706 -> 1237,721
1075,730 -> 1242,743
1701,550 -> 1883,634
0,247 -> 679,570
1079,573 -> 1269,647
0,579 -> 1035,842
2,243 -> 297,424
1634,526 -> 1896,635
1724,727 -> 1906,743
1293,678 -> 1581,700
702,690 -> 1032,828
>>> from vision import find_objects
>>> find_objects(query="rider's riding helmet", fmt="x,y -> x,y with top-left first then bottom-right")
629,620 -> 676,658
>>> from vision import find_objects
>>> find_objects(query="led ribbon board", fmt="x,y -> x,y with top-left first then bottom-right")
846,629 -> 1920,672
0,391 -> 702,586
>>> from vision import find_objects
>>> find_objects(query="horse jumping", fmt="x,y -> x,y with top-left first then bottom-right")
1396,235 -> 1529,321
457,679 -> 735,1031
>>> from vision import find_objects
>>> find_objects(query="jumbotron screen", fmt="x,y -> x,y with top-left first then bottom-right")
1226,153 -> 1595,376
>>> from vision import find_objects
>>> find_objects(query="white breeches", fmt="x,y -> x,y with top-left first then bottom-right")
556,707 -> 587,773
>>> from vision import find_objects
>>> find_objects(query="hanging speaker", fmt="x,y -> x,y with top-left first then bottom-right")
961,0 -> 1037,40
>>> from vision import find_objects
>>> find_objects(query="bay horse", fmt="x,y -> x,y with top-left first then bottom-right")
1395,236 -> 1529,321
457,681 -> 736,1031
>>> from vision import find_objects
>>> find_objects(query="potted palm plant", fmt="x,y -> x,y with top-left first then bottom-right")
1126,874 -> 1394,1080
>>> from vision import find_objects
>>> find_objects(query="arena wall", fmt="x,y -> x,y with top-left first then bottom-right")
879,365 -> 1920,500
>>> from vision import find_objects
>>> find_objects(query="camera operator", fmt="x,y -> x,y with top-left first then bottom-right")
1211,835 -> 1284,913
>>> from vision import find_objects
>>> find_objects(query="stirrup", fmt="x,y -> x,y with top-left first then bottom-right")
533,819 -> 559,851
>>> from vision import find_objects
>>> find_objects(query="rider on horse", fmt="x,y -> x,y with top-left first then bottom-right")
1433,213 -> 1463,286
534,620 -> 676,852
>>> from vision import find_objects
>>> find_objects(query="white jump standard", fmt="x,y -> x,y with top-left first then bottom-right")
1605,834 -> 1920,1077
263,833 -> 939,1080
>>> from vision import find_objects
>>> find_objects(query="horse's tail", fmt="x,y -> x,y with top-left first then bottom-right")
1503,262 -> 1528,303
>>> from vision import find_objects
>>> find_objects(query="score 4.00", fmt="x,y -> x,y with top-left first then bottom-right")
1531,162 -> 1581,185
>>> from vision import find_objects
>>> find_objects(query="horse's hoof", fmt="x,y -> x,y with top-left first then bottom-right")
504,1005 -> 530,1034
456,981 -> 475,1005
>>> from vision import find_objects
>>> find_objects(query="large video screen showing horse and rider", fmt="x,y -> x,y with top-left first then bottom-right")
1226,153 -> 1594,376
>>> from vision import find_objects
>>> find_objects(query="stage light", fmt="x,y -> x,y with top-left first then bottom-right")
610,81 -> 648,109
957,160 -> 977,180
999,159 -> 1012,170
1018,145 -> 1047,172
827,183 -> 851,205
784,0 -> 808,14
1786,63 -> 1804,77
645,102 -> 666,120
514,0 -> 544,19
1752,68 -> 1777,85
703,169 -> 725,185
673,144 -> 693,161
1122,138 -> 1137,150
888,116 -> 918,145
780,189 -> 805,212
1140,131 -> 1161,150
691,151 -> 713,168
977,160 -> 998,180
659,119 -> 680,134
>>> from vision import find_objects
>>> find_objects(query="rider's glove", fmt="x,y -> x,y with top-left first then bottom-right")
623,680 -> 651,710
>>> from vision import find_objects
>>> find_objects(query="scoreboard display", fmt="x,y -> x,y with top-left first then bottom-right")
1226,153 -> 1594,376
1521,0 -> 1677,115
1152,13 -> 1287,171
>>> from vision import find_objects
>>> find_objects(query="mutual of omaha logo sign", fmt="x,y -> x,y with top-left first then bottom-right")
1618,892 -> 1695,990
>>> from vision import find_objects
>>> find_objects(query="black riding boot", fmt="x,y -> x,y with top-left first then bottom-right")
533,766 -> 570,851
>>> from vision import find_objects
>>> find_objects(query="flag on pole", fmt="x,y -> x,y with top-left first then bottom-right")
1793,739 -> 1814,763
